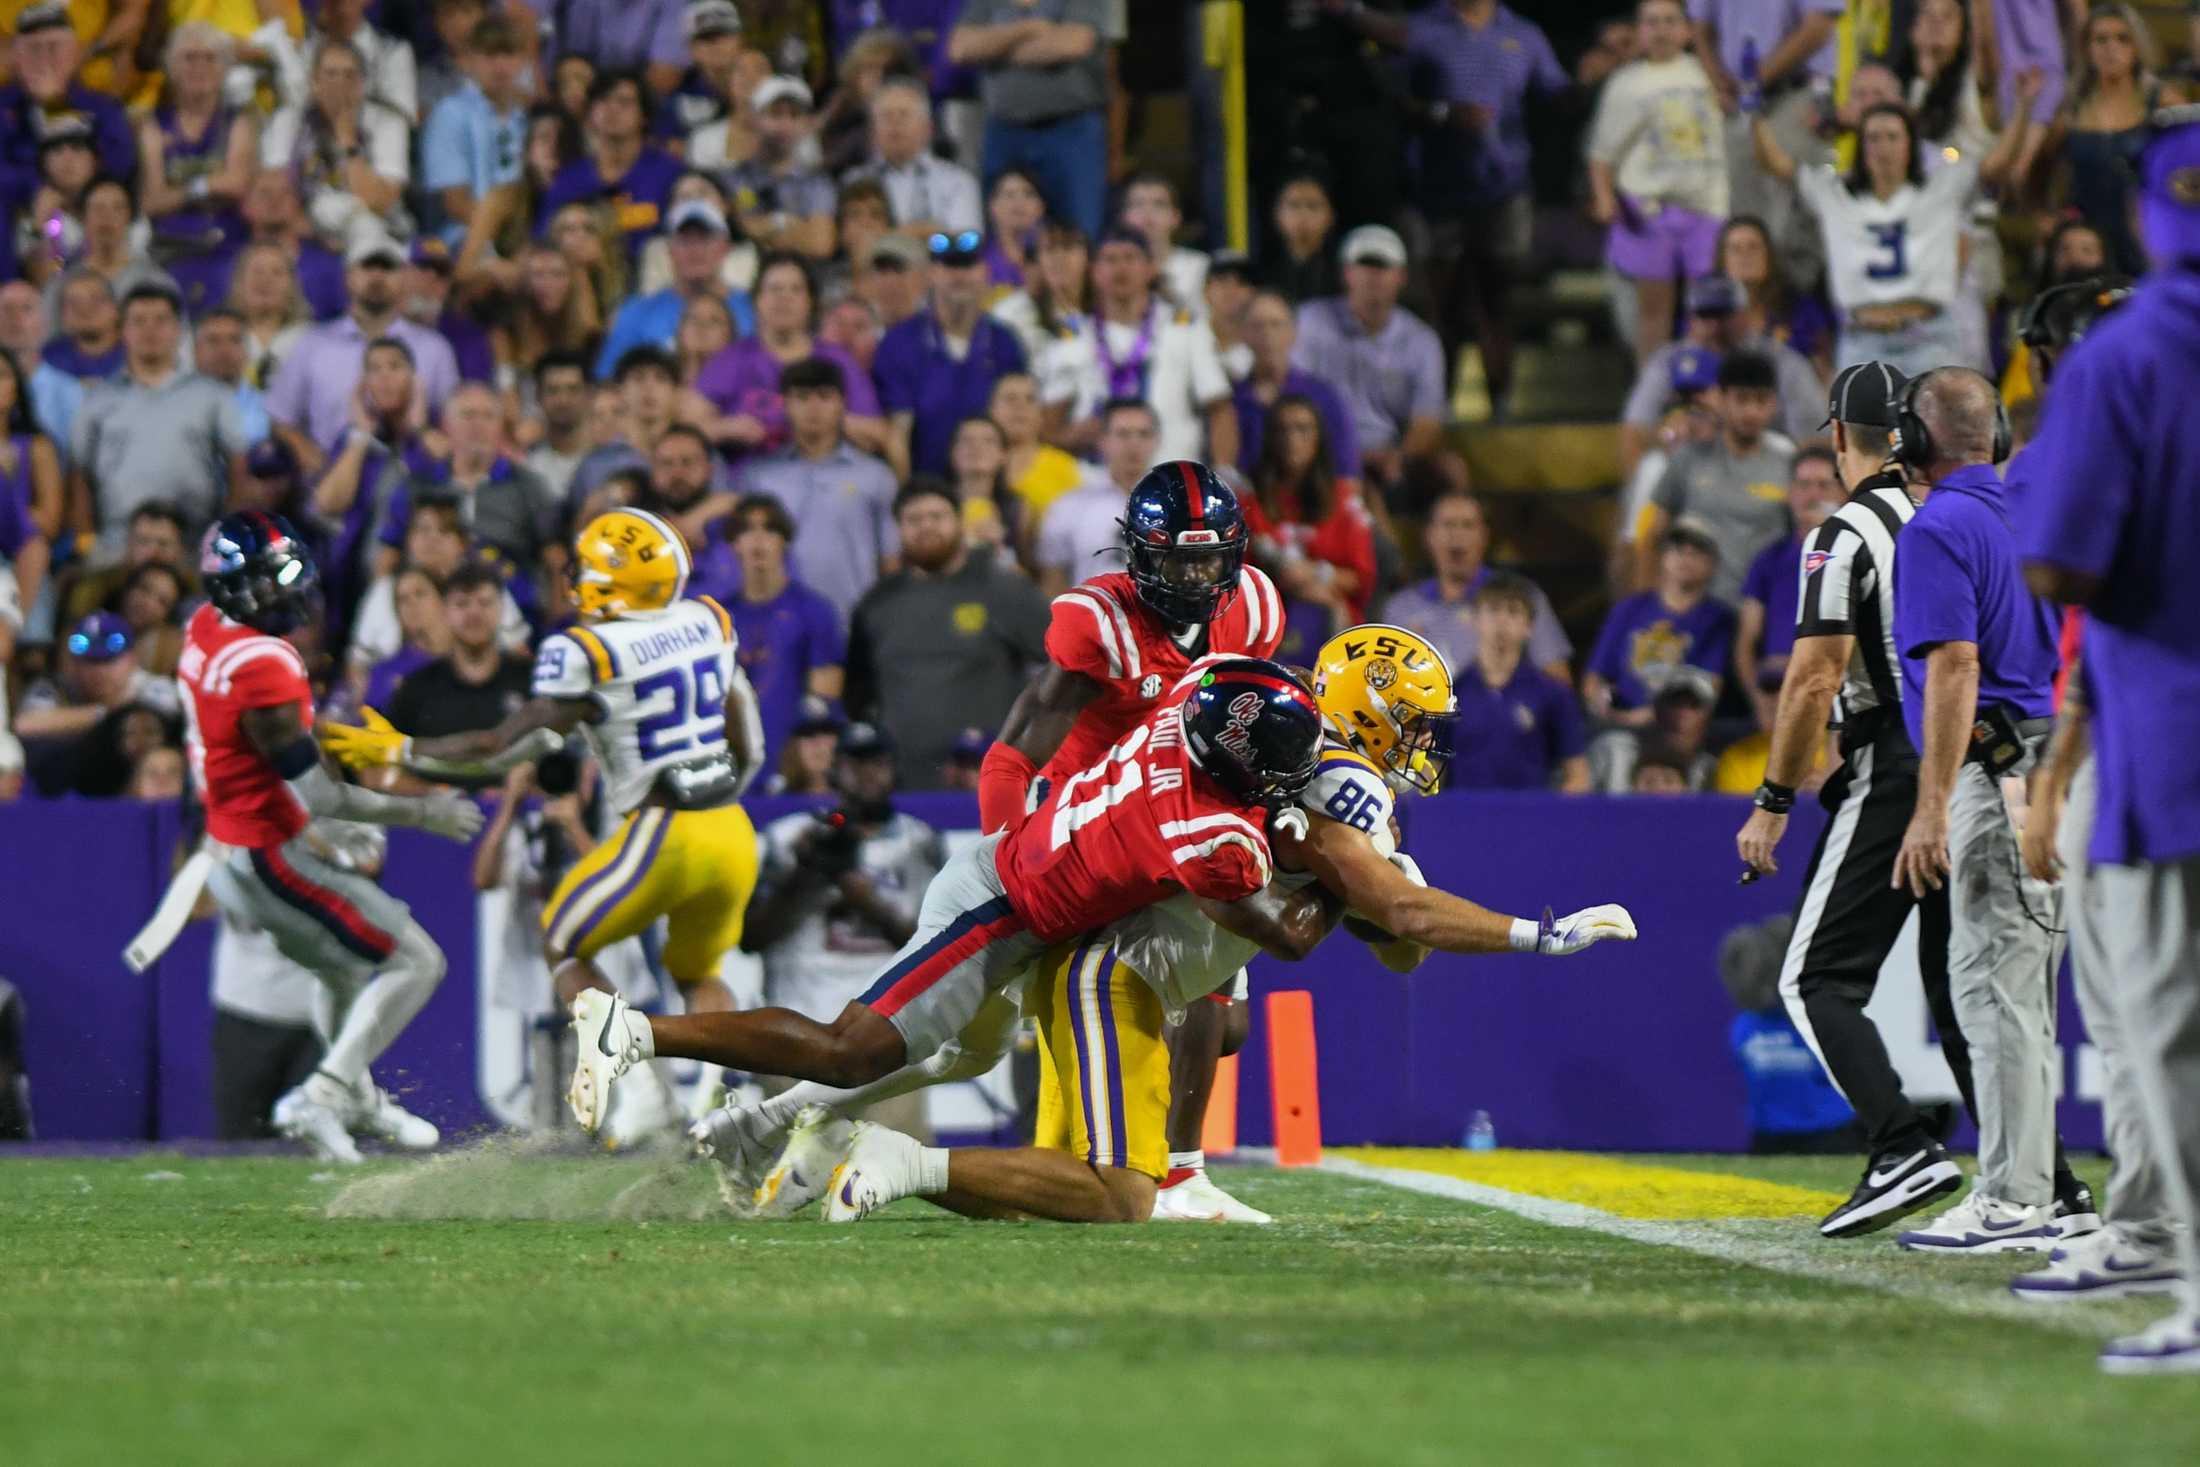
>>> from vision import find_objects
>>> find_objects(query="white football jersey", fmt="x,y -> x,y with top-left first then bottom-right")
1105,738 -> 1399,1015
532,597 -> 743,817
1798,156 -> 1976,312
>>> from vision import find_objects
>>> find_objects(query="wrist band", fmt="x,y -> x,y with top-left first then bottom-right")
1754,780 -> 1796,814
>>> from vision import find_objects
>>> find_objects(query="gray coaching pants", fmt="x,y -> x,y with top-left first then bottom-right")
2061,759 -> 2171,1242
2093,854 -> 2200,1313
1947,753 -> 2062,1206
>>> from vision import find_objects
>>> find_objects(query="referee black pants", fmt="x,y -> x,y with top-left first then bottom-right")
1776,736 -> 1977,1156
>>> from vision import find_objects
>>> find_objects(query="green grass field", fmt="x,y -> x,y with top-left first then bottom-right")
4,1149 -> 2196,1466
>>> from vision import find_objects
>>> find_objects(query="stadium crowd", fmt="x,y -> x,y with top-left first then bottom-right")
0,0 -> 2190,809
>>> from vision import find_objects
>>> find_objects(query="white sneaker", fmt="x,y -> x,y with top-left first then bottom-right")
1150,1169 -> 1273,1225
2011,1228 -> 2185,1303
566,990 -> 651,1133
690,1100 -> 791,1217
820,1122 -> 925,1223
2100,1311 -> 2200,1376
353,1085 -> 439,1150
753,1104 -> 853,1219
274,1077 -> 363,1165
1896,1188 -> 2057,1253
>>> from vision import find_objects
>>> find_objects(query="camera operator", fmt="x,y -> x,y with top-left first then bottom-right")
742,722 -> 946,1135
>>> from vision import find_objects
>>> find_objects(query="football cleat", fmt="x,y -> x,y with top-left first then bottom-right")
352,1084 -> 439,1150
2010,1228 -> 2183,1303
566,989 -> 651,1134
274,1080 -> 363,1165
2099,1311 -> 2200,1376
690,1100 -> 791,1217
1150,1167 -> 1273,1224
754,1105 -> 854,1219
820,1122 -> 924,1223
1818,1141 -> 1961,1238
1897,1189 -> 2058,1254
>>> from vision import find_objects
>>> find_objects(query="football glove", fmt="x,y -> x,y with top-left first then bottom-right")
409,792 -> 485,843
1510,903 -> 1639,957
318,706 -> 411,769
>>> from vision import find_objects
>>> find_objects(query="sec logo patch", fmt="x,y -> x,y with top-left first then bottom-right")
1140,674 -> 1163,699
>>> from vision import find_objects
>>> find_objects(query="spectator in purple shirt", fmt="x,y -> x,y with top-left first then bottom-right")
1447,571 -> 1590,792
400,237 -> 495,384
1234,289 -> 1360,482
690,492 -> 848,770
1291,225 -> 1445,493
873,228 -> 1029,478
539,69 -> 683,256
554,0 -> 693,102
1584,517 -> 1736,721
1736,443 -> 1840,732
1329,0 -> 1568,408
267,234 -> 462,460
0,6 -> 137,220
694,251 -> 886,462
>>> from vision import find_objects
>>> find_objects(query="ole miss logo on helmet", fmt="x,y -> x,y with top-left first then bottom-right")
1214,690 -> 1265,763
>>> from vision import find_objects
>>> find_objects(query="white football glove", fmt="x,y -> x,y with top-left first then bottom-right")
411,792 -> 486,843
1510,903 -> 1638,957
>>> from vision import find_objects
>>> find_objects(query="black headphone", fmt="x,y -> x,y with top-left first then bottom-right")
1890,369 -> 2012,469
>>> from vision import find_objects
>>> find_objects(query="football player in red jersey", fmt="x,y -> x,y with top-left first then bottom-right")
567,659 -> 1341,1219
172,514 -> 505,1163
979,454 -> 1287,1218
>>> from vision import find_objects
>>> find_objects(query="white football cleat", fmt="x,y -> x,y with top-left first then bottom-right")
274,1078 -> 363,1165
1896,1188 -> 2057,1254
1151,1168 -> 1273,1224
690,1100 -> 791,1217
820,1122 -> 925,1223
567,989 -> 652,1134
753,1105 -> 854,1219
353,1084 -> 439,1150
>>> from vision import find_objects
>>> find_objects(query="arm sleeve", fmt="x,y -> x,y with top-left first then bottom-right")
872,334 -> 918,416
419,99 -> 471,193
1531,24 -> 1568,92
1741,543 -> 1777,607
1185,321 -> 1230,407
941,166 -> 983,234
227,640 -> 313,710
1795,522 -> 1861,636
1586,68 -> 1637,166
1408,329 -> 1446,420
837,351 -> 882,418
1793,164 -> 1837,218
1892,521 -> 1976,659
2019,346 -> 2133,579
530,632 -> 597,699
1173,831 -> 1272,904
1621,352 -> 1674,428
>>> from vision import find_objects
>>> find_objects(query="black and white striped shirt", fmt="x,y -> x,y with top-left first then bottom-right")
1794,473 -> 1916,724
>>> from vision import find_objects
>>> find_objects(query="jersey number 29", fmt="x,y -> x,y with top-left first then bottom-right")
635,655 -> 727,760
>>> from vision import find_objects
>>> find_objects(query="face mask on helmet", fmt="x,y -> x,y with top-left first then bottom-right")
1390,702 -> 1457,795
1129,537 -> 1244,625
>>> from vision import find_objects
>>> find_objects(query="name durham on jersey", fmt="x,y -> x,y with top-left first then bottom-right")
623,617 -> 719,669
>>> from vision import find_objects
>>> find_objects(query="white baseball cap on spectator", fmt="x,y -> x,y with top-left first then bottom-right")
1340,224 -> 1408,269
668,199 -> 731,237
753,75 -> 814,114
345,232 -> 407,269
686,0 -> 742,41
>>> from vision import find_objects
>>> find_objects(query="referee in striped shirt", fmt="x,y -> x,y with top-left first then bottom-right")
1734,362 -> 1978,1239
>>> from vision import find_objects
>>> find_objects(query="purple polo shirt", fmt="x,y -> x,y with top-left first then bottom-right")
1404,3 -> 1567,209
540,148 -> 684,256
728,579 -> 847,764
1448,656 -> 1586,790
1587,590 -> 1736,710
873,310 -> 1028,475
1290,298 -> 1446,455
1741,533 -> 1803,687
731,443 -> 902,623
265,315 -> 461,451
2018,267 -> 2200,864
1892,463 -> 2058,755
1232,369 -> 1362,480
693,340 -> 882,459
553,0 -> 690,71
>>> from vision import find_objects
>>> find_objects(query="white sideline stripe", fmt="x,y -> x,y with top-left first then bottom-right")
1318,1156 -> 2109,1339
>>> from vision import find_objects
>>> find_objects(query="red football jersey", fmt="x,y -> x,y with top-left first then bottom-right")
995,682 -> 1275,944
1039,567 -> 1285,786
177,604 -> 313,848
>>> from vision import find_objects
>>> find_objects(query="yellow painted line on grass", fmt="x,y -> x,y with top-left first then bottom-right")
1331,1148 -> 1845,1221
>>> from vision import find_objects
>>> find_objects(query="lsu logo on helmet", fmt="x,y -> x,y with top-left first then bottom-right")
572,509 -> 690,620
1312,625 -> 1459,795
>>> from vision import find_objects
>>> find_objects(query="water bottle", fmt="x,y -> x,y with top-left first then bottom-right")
1464,1110 -> 1497,1151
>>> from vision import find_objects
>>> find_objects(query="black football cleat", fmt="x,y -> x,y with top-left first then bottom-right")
1819,1141 -> 1962,1239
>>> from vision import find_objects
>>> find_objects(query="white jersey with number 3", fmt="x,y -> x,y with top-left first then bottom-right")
531,597 -> 741,817
1799,157 -> 1976,312
1103,737 -> 1398,1014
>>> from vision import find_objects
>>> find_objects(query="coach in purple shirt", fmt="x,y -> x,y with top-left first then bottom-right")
266,236 -> 461,454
